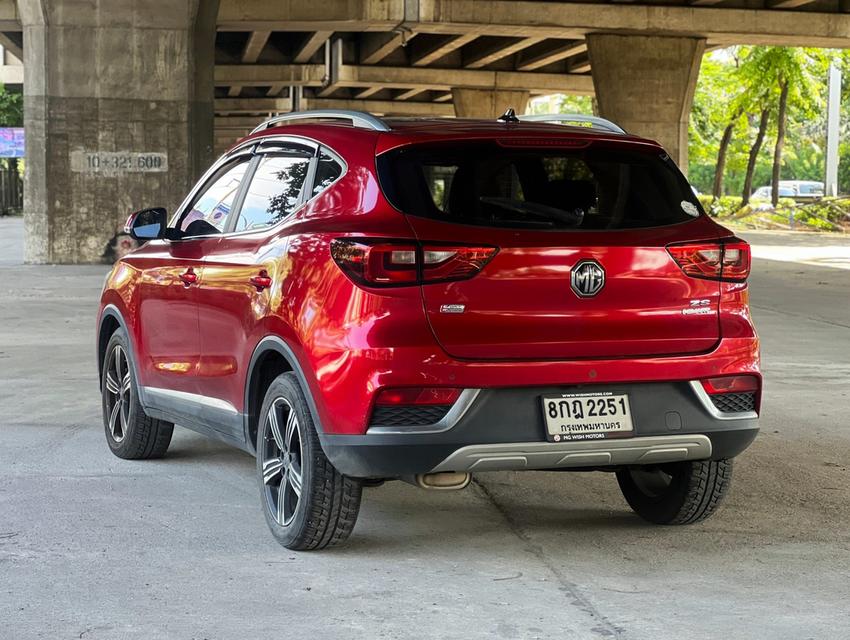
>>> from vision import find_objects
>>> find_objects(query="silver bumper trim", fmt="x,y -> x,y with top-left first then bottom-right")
366,388 -> 481,435
689,381 -> 758,421
430,434 -> 713,472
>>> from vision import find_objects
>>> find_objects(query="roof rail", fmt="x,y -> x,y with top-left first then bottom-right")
250,109 -> 391,134
518,113 -> 626,135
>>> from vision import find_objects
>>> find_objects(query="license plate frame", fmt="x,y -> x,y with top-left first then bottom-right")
540,392 -> 634,442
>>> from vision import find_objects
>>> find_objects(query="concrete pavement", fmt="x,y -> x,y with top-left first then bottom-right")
745,229 -> 850,271
1,218 -> 849,639
0,215 -> 23,266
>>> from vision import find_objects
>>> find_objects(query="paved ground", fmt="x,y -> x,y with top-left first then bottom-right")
1,217 -> 849,639
0,216 -> 24,265
745,229 -> 850,270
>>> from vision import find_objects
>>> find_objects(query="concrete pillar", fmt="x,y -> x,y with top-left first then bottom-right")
451,88 -> 530,119
18,0 -> 219,264
586,34 -> 705,173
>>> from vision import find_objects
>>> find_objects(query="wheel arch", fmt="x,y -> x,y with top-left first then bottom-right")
243,336 -> 327,456
97,304 -> 146,405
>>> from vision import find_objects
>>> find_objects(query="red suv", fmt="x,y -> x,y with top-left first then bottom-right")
97,110 -> 760,550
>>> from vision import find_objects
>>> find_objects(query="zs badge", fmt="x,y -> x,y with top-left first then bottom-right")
571,259 -> 605,298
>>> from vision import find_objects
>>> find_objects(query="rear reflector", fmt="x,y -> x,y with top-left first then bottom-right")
375,387 -> 462,406
700,375 -> 760,395
331,239 -> 497,287
667,238 -> 750,282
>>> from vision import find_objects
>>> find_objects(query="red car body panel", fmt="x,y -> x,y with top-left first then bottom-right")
407,216 -> 726,360
99,119 -> 760,442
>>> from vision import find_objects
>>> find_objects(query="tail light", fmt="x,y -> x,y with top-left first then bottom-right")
331,239 -> 497,287
700,375 -> 759,395
375,387 -> 462,406
667,238 -> 750,282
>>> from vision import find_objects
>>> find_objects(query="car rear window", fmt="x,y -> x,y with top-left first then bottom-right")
376,141 -> 703,230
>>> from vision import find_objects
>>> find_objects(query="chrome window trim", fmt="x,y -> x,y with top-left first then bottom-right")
689,380 -> 758,421
366,389 -> 481,435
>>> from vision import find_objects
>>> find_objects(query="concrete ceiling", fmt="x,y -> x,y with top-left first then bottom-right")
2,0 -> 849,122
212,0 -> 850,116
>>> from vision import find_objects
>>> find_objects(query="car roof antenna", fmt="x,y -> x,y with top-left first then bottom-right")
497,108 -> 520,124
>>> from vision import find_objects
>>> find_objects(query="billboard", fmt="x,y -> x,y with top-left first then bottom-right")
0,128 -> 24,158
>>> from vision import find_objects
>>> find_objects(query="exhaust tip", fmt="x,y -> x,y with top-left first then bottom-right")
413,471 -> 471,491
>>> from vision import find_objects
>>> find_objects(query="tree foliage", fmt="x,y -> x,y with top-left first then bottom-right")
535,46 -> 844,199
690,46 -> 839,198
0,83 -> 23,127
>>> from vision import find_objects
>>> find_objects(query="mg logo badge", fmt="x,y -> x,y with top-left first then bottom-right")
571,259 -> 605,298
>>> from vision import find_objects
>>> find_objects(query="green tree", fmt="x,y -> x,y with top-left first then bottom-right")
741,109 -> 770,205
690,51 -> 746,198
0,83 -> 22,126
528,94 -> 594,116
738,47 -> 825,205
690,46 -> 836,201
734,48 -> 824,204
835,50 -> 850,194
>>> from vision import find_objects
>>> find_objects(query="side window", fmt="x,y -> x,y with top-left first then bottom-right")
180,161 -> 249,235
312,149 -> 344,197
234,152 -> 312,231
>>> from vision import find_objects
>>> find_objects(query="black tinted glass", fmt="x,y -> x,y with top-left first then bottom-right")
312,149 -> 343,196
377,142 -> 702,230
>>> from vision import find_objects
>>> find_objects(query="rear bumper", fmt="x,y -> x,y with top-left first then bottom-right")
319,381 -> 759,477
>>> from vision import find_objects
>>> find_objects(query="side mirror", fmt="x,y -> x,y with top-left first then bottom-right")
125,207 -> 168,242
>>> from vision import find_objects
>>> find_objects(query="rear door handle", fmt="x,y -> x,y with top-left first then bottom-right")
179,267 -> 198,286
250,270 -> 272,291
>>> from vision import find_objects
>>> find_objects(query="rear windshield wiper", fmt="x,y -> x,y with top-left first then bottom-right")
479,197 -> 584,227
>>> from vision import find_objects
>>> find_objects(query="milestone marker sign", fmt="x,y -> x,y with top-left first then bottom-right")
70,151 -> 168,173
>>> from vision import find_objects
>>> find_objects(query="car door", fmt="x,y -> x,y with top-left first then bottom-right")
134,155 -> 252,406
194,139 -> 322,435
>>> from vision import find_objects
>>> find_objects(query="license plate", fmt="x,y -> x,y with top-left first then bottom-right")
541,393 -> 633,442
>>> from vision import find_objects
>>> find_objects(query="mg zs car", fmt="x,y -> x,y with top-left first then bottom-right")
97,110 -> 760,550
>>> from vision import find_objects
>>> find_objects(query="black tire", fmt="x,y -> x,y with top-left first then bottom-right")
256,372 -> 362,550
101,329 -> 173,460
616,459 -> 733,525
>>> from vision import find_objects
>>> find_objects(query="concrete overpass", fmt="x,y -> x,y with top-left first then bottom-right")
2,0 -> 849,263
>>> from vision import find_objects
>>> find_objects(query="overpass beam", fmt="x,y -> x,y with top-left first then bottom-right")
587,34 -> 705,173
18,0 -> 219,264
450,88 -> 529,119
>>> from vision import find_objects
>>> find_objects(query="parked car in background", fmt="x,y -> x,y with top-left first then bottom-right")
752,185 -> 795,200
792,181 -> 826,200
97,110 -> 761,550
752,180 -> 824,202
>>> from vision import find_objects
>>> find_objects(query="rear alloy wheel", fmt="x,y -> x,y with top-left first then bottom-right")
261,397 -> 304,527
101,330 -> 173,459
616,459 -> 733,525
257,373 -> 362,550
